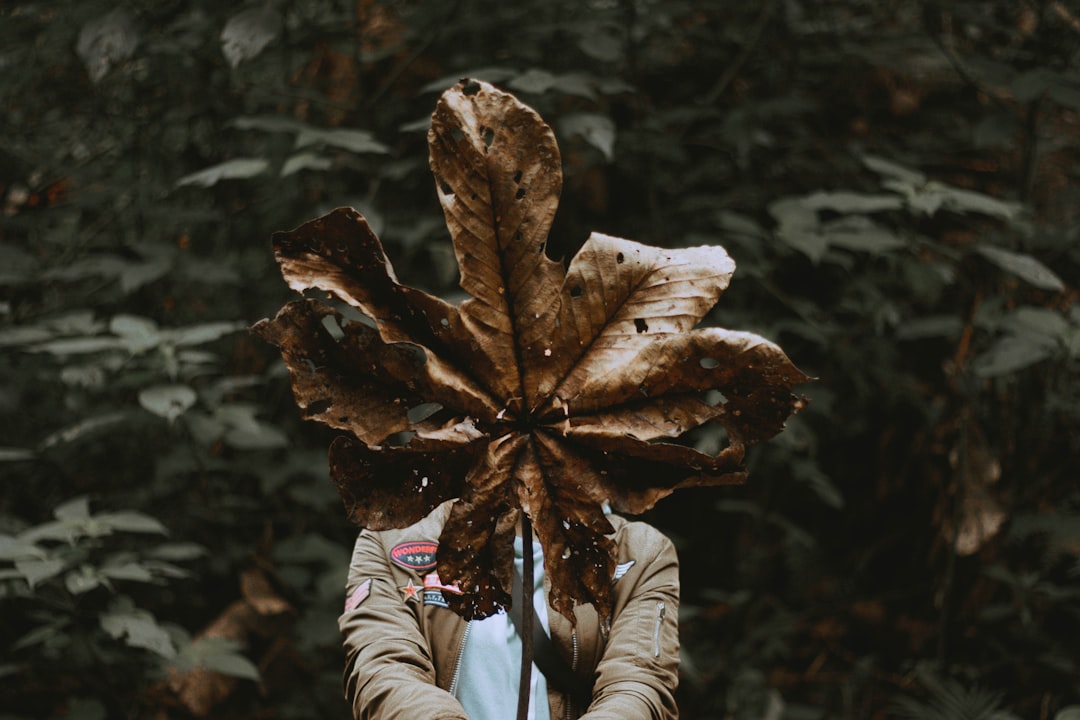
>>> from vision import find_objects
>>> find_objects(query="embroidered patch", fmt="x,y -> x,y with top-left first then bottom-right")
613,560 -> 636,581
423,571 -> 462,595
399,579 -> 421,602
423,590 -> 450,608
390,541 -> 438,572
344,579 -> 372,612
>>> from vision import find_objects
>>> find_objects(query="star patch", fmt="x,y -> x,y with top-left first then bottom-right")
399,579 -> 421,602
345,578 -> 372,612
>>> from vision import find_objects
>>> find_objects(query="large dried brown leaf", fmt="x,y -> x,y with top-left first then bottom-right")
255,78 -> 811,622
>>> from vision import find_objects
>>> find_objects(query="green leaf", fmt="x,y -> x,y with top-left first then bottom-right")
95,511 -> 169,535
167,321 -> 246,347
0,535 -> 46,561
294,127 -> 389,155
861,154 -> 926,185
896,316 -> 964,341
0,327 -> 52,348
230,115 -> 306,134
76,9 -> 138,83
138,385 -> 198,421
100,604 -> 176,658
1055,706 -> 1080,720
148,543 -> 207,561
976,246 -> 1066,292
801,191 -> 903,214
176,158 -> 269,187
0,447 -> 35,462
110,314 -> 161,353
281,152 -> 332,177
178,637 -> 261,681
15,557 -> 66,589
29,337 -> 123,356
37,412 -> 129,450
220,7 -> 280,68
560,113 -> 616,161
55,496 -> 91,521
973,336 -> 1055,378
100,561 -> 155,583
65,565 -> 105,595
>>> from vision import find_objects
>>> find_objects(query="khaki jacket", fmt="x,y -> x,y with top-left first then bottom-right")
339,501 -> 680,719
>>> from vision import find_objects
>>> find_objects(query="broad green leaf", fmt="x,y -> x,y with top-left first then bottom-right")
1000,306 -> 1070,340
976,246 -> 1066,292
15,557 -> 66,589
37,412 -> 129,450
201,651 -> 261,681
176,158 -> 269,187
29,337 -> 123,355
148,542 -> 207,561
230,115 -> 306,133
100,605 -> 176,658
861,154 -> 926,185
561,113 -> 616,161
281,152 -> 332,177
973,336 -> 1055,378
95,511 -> 169,535
138,384 -> 197,421
0,535 -> 45,561
224,420 -> 289,450
167,321 -> 246,347
294,127 -> 389,155
1055,706 -> 1080,720
76,9 -> 138,83
65,565 -> 105,595
801,191 -> 903,214
896,316 -> 964,340
220,7 -> 280,68
0,327 -> 52,348
54,497 -> 90,521
930,184 -> 1021,220
101,561 -> 155,583
0,447 -> 35,462
110,314 -> 160,353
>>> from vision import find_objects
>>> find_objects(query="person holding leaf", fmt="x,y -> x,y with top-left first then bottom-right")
254,77 -> 806,720
339,501 -> 680,719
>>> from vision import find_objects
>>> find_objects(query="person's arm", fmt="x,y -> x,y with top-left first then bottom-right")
581,525 -> 680,720
339,530 -> 468,720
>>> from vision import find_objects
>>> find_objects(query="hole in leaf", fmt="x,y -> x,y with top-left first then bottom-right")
513,170 -> 523,184
705,390 -> 727,406
699,357 -> 720,369
462,79 -> 481,96
321,315 -> 345,341
450,127 -> 464,142
308,399 -> 332,415
634,318 -> 649,333
538,242 -> 546,254
385,430 -> 416,447
616,252 -> 624,264
439,181 -> 453,196
570,285 -> 583,298
515,188 -> 526,200
407,402 -> 443,424
482,127 -> 495,147
440,317 -> 451,328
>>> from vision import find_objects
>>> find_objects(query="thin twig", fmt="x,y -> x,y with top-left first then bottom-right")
517,515 -> 535,720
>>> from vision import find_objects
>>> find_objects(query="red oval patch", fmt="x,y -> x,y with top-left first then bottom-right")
390,541 -> 438,572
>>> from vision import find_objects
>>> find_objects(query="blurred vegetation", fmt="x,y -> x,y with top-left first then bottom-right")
1,1 -> 1077,718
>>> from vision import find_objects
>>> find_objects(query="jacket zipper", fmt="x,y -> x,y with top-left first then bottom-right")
653,602 -> 666,658
448,620 -> 472,697
565,629 -> 578,720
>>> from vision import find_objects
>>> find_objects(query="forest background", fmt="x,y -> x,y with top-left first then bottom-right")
1,1 -> 1078,719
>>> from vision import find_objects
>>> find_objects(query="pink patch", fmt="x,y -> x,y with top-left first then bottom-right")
345,578 -> 372,612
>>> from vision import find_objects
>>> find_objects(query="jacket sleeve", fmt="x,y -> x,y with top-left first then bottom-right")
339,531 -> 468,720
581,525 -> 680,720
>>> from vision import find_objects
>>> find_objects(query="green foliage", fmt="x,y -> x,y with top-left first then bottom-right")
2,0 -> 1077,717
